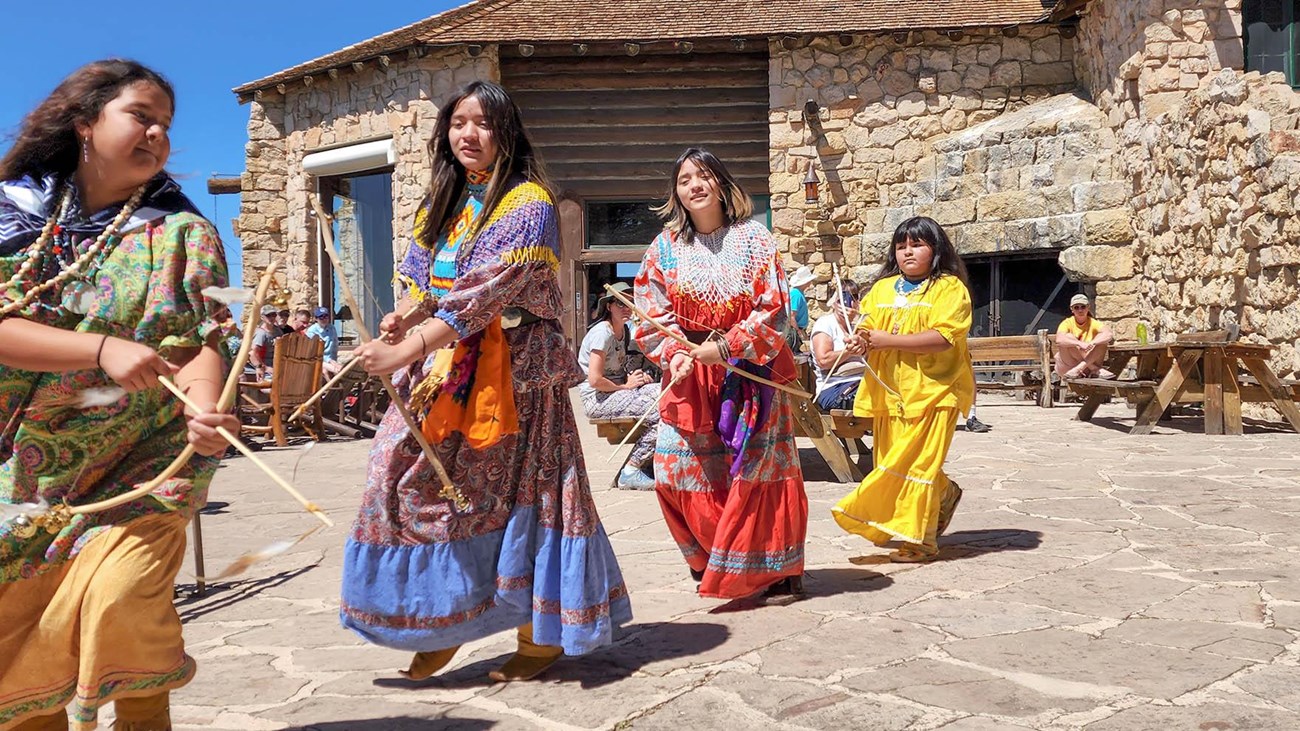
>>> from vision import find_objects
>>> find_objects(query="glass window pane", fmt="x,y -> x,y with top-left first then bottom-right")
585,200 -> 663,248
1246,0 -> 1293,77
332,172 -> 394,341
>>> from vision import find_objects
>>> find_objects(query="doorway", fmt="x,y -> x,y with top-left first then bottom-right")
965,254 -> 1075,337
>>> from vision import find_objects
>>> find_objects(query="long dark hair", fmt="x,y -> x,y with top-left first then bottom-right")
872,216 -> 969,288
0,59 -> 175,181
417,81 -> 550,250
653,147 -> 753,243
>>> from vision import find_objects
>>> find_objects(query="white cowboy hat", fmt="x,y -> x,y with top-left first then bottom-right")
788,265 -> 816,289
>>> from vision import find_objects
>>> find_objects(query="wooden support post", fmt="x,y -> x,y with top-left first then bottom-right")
1203,348 -> 1224,435
192,513 -> 206,596
1036,329 -> 1053,408
1223,355 -> 1244,436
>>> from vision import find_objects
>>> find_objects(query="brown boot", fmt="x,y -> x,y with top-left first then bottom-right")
488,623 -> 563,682
113,692 -> 170,730
399,645 -> 461,681
936,481 -> 963,537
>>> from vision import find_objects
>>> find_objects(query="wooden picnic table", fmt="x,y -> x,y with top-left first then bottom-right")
1068,340 -> 1300,435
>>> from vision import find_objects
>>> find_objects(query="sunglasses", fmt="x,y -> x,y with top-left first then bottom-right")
1070,304 -> 1088,310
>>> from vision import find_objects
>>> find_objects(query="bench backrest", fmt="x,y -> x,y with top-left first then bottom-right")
968,330 -> 1053,363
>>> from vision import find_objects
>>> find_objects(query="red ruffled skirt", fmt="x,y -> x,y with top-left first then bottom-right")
653,357 -> 808,599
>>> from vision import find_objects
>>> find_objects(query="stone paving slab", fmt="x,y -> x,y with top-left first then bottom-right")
85,395 -> 1300,729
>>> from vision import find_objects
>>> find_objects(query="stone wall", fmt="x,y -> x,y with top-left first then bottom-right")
1075,0 -> 1300,381
1122,69 -> 1300,377
1076,0 -> 1244,123
768,27 -> 1084,305
239,46 -> 498,306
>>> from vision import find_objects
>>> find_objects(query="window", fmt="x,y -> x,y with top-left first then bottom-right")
585,200 -> 662,248
584,195 -> 772,248
322,171 -> 395,342
1245,0 -> 1300,87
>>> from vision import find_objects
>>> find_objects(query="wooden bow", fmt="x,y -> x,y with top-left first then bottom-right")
310,197 -> 467,510
70,263 -> 280,517
602,283 -> 812,399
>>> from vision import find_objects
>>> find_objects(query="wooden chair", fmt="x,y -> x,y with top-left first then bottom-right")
238,333 -> 325,446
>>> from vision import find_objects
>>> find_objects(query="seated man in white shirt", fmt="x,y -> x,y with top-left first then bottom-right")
810,281 -> 867,411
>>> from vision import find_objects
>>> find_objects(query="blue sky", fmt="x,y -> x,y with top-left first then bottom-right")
0,1 -> 462,286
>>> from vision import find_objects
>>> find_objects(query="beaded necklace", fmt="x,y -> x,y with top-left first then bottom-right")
0,183 -> 145,317
889,275 -> 930,335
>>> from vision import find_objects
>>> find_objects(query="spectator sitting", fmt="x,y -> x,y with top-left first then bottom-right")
578,282 -> 659,490
250,304 -> 280,381
275,307 -> 294,336
306,306 -> 342,377
810,280 -> 868,411
290,307 -> 312,335
1056,294 -> 1115,379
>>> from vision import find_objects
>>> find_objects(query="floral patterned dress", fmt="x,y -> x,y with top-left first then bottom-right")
633,219 -> 808,599
340,172 -> 631,655
0,173 -> 229,729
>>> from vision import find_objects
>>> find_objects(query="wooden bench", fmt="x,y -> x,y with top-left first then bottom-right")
968,330 -> 1055,408
591,395 -> 872,485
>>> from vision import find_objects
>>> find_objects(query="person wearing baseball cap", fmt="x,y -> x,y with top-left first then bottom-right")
1055,293 -> 1115,379
250,304 -> 281,380
305,306 -> 341,376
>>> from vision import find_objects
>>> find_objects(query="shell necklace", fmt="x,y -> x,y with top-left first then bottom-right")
0,183 -> 146,317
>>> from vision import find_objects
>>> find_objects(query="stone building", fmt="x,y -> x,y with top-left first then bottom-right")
232,0 -> 1300,381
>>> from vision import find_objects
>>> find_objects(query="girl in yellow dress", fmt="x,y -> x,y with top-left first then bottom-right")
833,216 -> 974,562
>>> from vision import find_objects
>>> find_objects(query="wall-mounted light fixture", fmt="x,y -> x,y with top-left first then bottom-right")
946,29 -> 965,41
802,99 -> 820,122
892,31 -> 909,44
803,163 -> 820,205
519,43 -> 535,57
573,43 -> 589,55
1060,24 -> 1079,39
625,42 -> 641,56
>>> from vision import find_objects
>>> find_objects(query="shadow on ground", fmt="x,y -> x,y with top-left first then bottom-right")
374,620 -> 729,693
1087,413 -> 1292,435
288,716 -> 494,730
847,528 -> 1044,566
175,564 -> 320,622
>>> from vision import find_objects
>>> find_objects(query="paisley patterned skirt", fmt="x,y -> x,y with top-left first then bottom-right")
340,362 -> 631,655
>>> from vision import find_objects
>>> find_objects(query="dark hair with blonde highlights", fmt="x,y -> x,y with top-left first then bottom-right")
417,81 -> 551,251
0,59 -> 175,181
653,148 -> 753,243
